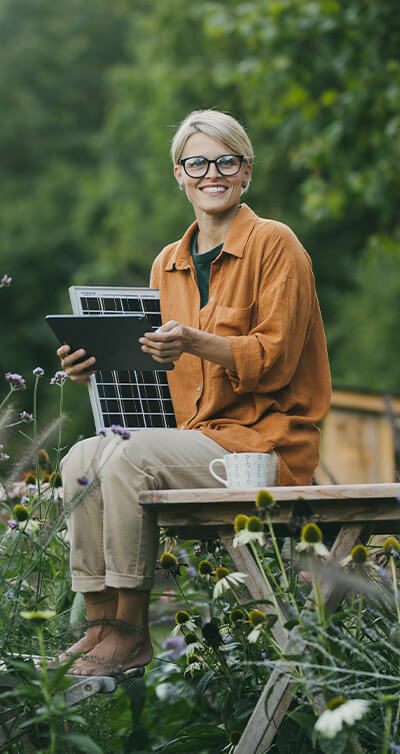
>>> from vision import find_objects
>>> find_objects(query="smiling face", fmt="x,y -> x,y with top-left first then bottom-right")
174,132 -> 252,217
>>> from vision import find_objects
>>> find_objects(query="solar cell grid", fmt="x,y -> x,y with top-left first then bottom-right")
69,287 -> 177,433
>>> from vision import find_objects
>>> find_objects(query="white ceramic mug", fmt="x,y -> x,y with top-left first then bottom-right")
209,452 -> 272,488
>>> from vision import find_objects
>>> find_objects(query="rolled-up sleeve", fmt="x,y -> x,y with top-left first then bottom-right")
226,271 -> 314,395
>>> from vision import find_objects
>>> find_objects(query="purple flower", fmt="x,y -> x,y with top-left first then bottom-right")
389,745 -> 400,753
19,411 -> 33,422
77,476 -> 91,486
20,496 -> 30,505
50,370 -> 68,386
110,425 -> 131,440
7,520 -> 18,530
33,367 -> 44,377
97,428 -> 107,437
194,544 -> 202,556
5,372 -> 26,390
1,274 -> 12,287
162,635 -> 186,658
1,453 -> 10,461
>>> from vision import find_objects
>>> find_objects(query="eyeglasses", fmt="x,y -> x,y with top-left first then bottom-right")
179,154 -> 244,178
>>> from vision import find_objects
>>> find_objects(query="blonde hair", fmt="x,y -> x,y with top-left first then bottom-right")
171,109 -> 254,166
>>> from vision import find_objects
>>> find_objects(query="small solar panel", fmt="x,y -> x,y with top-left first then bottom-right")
69,286 -> 176,432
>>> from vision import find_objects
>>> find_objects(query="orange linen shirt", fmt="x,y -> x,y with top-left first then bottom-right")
150,204 -> 331,486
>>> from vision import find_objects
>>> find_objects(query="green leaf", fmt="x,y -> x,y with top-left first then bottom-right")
59,733 -> 104,753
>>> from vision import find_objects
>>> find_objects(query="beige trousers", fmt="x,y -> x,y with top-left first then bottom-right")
61,429 -> 279,592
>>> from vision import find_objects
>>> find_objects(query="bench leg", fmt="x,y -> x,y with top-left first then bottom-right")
234,523 -> 365,754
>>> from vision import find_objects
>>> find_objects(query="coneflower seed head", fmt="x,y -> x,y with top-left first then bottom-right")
350,544 -> 369,565
215,566 -> 229,581
234,514 -> 249,532
248,609 -> 266,627
160,552 -> 178,570
247,516 -> 264,532
301,522 -> 322,544
255,489 -> 275,509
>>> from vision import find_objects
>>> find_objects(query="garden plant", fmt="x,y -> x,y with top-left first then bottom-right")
0,279 -> 399,753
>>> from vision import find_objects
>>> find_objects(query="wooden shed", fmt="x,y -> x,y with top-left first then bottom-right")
317,388 -> 400,485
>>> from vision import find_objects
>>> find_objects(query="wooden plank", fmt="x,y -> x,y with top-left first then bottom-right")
220,534 -> 287,648
235,523 -> 365,754
331,390 -> 400,415
139,483 -> 400,505
150,499 -> 400,531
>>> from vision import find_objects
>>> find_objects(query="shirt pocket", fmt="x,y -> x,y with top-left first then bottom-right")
214,300 -> 255,337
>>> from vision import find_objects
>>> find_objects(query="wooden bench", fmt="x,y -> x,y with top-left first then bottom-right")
139,483 -> 400,754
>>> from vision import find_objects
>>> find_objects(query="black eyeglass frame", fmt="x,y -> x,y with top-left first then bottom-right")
178,154 -> 244,178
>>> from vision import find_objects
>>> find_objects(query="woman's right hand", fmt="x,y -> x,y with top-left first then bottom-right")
57,345 -> 96,384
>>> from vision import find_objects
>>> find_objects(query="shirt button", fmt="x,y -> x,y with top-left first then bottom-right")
209,295 -> 215,302
196,385 -> 202,392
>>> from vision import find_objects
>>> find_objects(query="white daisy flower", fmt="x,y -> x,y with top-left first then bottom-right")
247,626 -> 263,644
295,523 -> 330,558
315,699 -> 369,739
170,618 -> 197,637
213,571 -> 248,600
233,529 -> 265,548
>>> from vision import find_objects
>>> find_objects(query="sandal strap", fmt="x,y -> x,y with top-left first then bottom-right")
85,618 -> 145,633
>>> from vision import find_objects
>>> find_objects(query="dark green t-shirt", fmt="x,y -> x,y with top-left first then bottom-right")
191,229 -> 223,309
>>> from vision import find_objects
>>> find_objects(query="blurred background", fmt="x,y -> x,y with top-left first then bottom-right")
0,0 -> 399,451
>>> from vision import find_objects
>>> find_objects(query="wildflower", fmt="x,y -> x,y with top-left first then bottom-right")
233,515 -> 265,548
162,635 -> 185,658
383,537 -> 400,557
160,552 -> 178,571
0,453 -> 10,461
33,367 -> 44,377
160,589 -> 176,602
37,449 -> 49,467
110,425 -> 131,440
49,471 -> 62,487
7,520 -> 18,530
198,559 -> 213,576
229,608 -> 245,623
1,274 -> 12,287
50,370 -> 68,386
19,411 -> 33,422
175,610 -> 190,625
5,372 -> 26,390
296,523 -> 329,557
170,610 -> 197,637
194,544 -> 202,556
97,428 -> 107,437
315,697 -> 369,738
255,489 -> 275,509
13,504 -> 29,522
341,543 -> 373,568
234,514 -> 249,532
249,609 -> 266,627
213,570 -> 248,599
229,731 -> 242,746
389,743 -> 400,753
77,476 -> 90,486
184,653 -> 202,676
183,632 -> 198,646
20,609 -> 56,625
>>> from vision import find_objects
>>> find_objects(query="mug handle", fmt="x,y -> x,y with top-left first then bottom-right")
209,458 -> 229,486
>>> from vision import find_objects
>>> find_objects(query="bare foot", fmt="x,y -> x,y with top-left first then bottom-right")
57,630 -> 110,665
69,627 -> 153,676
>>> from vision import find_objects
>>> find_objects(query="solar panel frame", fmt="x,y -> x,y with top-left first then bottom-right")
69,286 -> 176,433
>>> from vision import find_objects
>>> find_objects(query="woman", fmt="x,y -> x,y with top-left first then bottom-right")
57,109 -> 331,675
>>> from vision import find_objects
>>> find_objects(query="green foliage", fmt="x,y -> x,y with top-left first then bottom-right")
0,0 -> 399,456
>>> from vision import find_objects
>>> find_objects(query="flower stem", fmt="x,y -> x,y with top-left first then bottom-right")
249,541 -> 287,633
390,556 -> 400,624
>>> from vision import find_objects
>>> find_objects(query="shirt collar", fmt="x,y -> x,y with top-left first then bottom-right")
164,204 -> 259,271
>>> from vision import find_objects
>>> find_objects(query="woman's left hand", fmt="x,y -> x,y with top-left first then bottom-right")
139,321 -> 192,363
